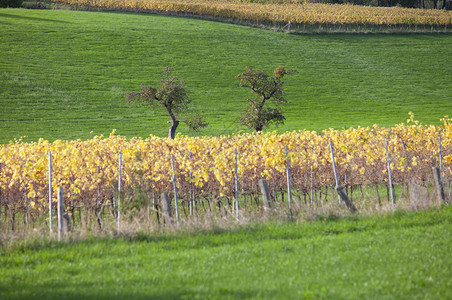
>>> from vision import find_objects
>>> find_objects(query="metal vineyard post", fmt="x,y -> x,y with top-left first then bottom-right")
234,148 -> 239,220
48,152 -> 53,233
329,142 -> 342,205
171,154 -> 180,226
385,139 -> 395,206
118,150 -> 122,232
285,146 -> 292,215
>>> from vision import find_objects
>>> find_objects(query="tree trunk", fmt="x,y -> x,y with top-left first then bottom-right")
168,120 -> 180,139
165,105 -> 179,139
434,0 -> 438,9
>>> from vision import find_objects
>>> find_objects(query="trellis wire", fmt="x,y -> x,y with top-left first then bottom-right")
171,154 -> 180,226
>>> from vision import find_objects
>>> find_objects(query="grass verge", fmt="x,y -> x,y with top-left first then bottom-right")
1,206 -> 451,299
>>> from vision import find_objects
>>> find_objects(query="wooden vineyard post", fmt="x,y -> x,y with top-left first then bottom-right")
161,192 -> 172,225
153,193 -> 160,225
329,142 -> 357,213
57,187 -> 70,241
118,150 -> 122,232
234,148 -> 239,220
385,139 -> 396,206
48,151 -> 53,233
171,154 -> 180,226
258,179 -> 272,215
285,146 -> 292,216
336,187 -> 357,213
432,167 -> 446,204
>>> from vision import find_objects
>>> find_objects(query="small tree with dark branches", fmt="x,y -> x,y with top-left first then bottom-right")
126,67 -> 208,139
236,66 -> 298,132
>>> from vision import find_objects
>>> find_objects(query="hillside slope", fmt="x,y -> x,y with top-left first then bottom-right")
0,9 -> 451,142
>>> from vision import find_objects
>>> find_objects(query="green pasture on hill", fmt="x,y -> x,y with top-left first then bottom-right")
1,206 -> 452,299
0,9 -> 451,143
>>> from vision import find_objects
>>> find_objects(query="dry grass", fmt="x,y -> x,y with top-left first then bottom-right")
1,180 -> 449,249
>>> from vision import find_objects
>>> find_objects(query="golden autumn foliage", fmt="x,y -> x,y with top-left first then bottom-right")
52,0 -> 452,26
0,115 -> 450,215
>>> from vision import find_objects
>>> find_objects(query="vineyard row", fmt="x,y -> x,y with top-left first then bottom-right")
51,0 -> 452,28
0,116 -> 451,229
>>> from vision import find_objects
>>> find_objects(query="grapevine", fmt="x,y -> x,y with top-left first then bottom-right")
51,0 -> 452,28
1,116 -> 450,220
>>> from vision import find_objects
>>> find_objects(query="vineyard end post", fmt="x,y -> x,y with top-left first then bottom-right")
433,167 -> 446,204
171,154 -> 180,227
161,192 -> 172,225
258,179 -> 272,215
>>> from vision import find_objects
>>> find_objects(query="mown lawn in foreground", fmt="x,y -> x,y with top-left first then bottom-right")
1,9 -> 451,143
1,206 -> 451,299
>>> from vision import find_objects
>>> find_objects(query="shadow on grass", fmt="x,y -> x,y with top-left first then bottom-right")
1,280 -> 281,300
0,12 -> 70,23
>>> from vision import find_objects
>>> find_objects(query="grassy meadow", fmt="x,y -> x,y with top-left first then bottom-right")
0,9 -> 451,143
1,206 -> 451,299
1,7 -> 452,299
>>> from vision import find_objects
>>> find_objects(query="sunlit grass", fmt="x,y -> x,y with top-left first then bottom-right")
1,206 -> 451,299
0,9 -> 451,143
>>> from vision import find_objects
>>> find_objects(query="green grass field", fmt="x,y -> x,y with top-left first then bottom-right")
1,9 -> 451,143
1,206 -> 451,299
1,8 -> 452,299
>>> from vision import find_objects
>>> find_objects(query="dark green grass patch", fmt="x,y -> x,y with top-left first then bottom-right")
0,9 -> 451,143
1,206 -> 452,299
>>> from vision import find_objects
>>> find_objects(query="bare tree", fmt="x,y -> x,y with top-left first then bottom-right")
126,67 -> 207,139
235,66 -> 298,132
